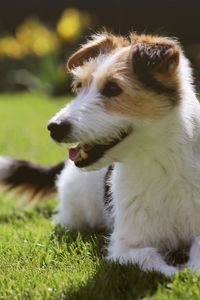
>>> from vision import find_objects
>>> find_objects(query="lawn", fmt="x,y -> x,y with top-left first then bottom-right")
1,93 -> 200,300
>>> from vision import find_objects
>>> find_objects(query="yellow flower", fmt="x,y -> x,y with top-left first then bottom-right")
0,36 -> 27,59
57,8 -> 91,42
16,18 -> 60,56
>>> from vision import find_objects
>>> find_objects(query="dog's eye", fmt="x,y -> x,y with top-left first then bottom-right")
101,81 -> 122,98
76,82 -> 82,90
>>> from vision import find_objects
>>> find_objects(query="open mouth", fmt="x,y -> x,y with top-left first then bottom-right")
68,129 -> 131,168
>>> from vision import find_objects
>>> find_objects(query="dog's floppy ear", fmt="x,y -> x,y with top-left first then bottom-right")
130,36 -> 180,78
67,34 -> 114,71
67,33 -> 128,70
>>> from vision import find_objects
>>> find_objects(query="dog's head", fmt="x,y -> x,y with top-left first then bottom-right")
48,32 -> 182,169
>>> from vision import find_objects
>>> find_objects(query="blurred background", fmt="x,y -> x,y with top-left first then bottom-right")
1,2 -> 200,296
0,0 -> 200,96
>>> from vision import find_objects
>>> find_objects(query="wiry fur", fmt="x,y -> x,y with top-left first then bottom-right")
1,32 -> 200,276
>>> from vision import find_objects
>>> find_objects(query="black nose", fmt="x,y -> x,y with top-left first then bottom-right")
47,121 -> 71,142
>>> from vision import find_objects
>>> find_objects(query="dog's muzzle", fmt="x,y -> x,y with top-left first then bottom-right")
48,120 -> 132,168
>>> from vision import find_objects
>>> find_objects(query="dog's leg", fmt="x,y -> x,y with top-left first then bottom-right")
108,247 -> 178,277
54,160 -> 107,230
187,236 -> 200,272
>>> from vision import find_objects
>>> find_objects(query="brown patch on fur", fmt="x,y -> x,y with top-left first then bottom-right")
101,35 -> 180,118
129,34 -> 180,101
102,71 -> 175,119
104,86 -> 175,119
101,56 -> 179,119
1,160 -> 65,202
130,33 -> 178,47
69,32 -> 181,119
67,32 -> 129,70
4,183 -> 55,202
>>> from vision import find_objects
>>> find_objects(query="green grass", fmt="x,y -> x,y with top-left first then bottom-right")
1,93 -> 200,299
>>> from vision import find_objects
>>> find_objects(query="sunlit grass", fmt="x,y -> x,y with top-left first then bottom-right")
0,92 -> 67,164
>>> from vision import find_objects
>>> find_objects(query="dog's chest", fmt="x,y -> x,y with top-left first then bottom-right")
111,161 -> 200,249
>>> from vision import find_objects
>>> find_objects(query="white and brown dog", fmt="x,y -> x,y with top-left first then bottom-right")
1,32 -> 200,276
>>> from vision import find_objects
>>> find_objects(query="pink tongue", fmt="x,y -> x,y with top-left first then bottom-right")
69,145 -> 81,162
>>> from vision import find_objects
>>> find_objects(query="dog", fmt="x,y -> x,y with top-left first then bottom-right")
1,32 -> 200,276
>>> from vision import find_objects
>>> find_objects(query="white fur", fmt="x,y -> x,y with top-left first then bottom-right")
54,160 -> 108,229
53,49 -> 200,276
0,157 -> 12,181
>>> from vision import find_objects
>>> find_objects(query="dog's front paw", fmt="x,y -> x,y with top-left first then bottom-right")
159,265 -> 178,277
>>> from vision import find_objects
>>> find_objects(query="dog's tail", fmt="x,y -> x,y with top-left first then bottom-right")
0,157 -> 65,200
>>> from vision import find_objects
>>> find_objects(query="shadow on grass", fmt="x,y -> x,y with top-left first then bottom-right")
51,225 -> 169,300
0,209 -> 185,299
52,224 -> 106,245
59,262 -> 167,300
